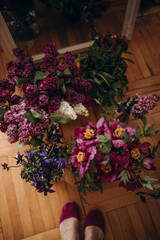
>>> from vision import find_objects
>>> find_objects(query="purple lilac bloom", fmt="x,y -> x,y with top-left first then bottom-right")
130,93 -> 160,119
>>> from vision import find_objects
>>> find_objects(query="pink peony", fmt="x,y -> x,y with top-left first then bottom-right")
69,145 -> 97,177
142,157 -> 155,170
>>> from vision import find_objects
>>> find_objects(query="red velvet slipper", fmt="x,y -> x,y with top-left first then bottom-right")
59,202 -> 80,224
84,210 -> 105,234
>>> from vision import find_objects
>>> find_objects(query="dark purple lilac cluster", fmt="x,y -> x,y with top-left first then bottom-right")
98,32 -> 128,51
18,124 -> 68,195
84,0 -> 110,20
0,78 -> 21,104
7,48 -> 35,84
11,43 -> 93,110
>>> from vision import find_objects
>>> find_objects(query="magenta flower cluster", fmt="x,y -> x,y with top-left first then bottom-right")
3,101 -> 49,143
69,117 -> 155,192
8,43 -> 93,112
7,48 -> 35,84
0,78 -> 21,104
98,32 -> 128,51
130,93 -> 160,119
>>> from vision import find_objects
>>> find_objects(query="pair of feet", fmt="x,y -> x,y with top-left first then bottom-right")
60,202 -> 105,240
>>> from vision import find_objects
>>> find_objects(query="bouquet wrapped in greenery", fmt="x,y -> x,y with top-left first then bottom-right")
69,115 -> 160,202
79,32 -> 132,106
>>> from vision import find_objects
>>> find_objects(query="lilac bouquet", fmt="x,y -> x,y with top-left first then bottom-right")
2,124 -> 68,195
116,93 -> 160,119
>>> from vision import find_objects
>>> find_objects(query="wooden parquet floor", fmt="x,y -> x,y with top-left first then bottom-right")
0,6 -> 160,240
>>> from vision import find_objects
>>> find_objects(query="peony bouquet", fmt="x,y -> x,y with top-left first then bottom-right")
69,116 -> 160,202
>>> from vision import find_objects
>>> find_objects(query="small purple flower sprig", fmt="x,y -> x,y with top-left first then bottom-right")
116,93 -> 160,119
1,124 -> 69,195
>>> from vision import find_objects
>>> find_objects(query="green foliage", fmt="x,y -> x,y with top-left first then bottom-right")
34,71 -> 50,83
50,114 -> 71,124
79,39 -> 131,106
23,110 -> 43,123
118,170 -> 131,185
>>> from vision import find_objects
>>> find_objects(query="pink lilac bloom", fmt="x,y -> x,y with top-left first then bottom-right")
130,93 -> 160,119
69,145 -> 97,177
6,124 -> 19,143
39,94 -> 49,106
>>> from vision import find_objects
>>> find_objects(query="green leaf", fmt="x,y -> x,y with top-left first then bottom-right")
95,180 -> 103,194
50,114 -> 71,124
103,155 -> 110,161
154,128 -> 160,133
140,195 -> 146,203
153,184 -> 160,189
118,170 -> 131,185
30,137 -> 40,147
105,105 -> 116,114
123,131 -> 129,142
86,173 -> 92,183
18,142 -> 27,151
31,111 -> 43,119
34,71 -> 49,82
61,84 -> 66,95
63,68 -> 72,76
0,109 -> 6,121
16,78 -> 32,86
101,146 -> 111,154
140,116 -> 146,126
152,145 -> 158,154
23,111 -> 43,123
135,127 -> 141,139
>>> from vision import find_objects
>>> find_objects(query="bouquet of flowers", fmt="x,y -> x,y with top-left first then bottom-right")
0,42 -> 95,145
2,124 -> 68,195
116,93 -> 160,119
69,116 -> 160,202
6,43 -> 93,121
79,32 -> 131,106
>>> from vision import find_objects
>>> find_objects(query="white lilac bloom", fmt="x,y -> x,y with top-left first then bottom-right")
73,103 -> 89,117
55,100 -> 77,120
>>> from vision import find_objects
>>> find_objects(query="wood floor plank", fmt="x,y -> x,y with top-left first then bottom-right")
0,218 -> 3,240
8,155 -> 35,238
0,163 -> 14,240
107,210 -> 126,240
0,156 -> 24,240
116,207 -> 137,240
22,228 -> 61,240
127,204 -> 148,240
36,191 -> 56,231
147,199 -> 160,238
24,182 -> 46,234
129,40 -> 151,78
136,201 -> 159,240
